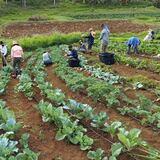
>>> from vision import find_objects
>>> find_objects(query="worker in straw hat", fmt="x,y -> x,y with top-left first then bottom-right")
84,28 -> 96,53
11,40 -> 23,78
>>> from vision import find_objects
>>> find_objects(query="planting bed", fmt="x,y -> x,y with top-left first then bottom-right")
2,20 -> 149,38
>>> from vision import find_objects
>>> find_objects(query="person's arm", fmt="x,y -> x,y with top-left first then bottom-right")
21,46 -> 24,57
67,51 -> 71,56
100,30 -> 104,40
11,47 -> 14,59
3,46 -> 7,56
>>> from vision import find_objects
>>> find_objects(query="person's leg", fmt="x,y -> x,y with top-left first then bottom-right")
12,58 -> 17,74
88,43 -> 92,53
4,55 -> 7,66
135,46 -> 139,54
103,43 -> 108,53
100,41 -> 103,53
127,45 -> 131,54
16,58 -> 22,75
2,56 -> 5,66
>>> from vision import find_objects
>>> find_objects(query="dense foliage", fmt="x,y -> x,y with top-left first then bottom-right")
0,0 -> 154,7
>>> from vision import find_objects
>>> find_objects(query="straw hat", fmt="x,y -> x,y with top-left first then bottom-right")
12,40 -> 18,45
89,28 -> 93,32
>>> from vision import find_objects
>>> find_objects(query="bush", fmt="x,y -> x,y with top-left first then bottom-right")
18,32 -> 81,50
152,0 -> 160,8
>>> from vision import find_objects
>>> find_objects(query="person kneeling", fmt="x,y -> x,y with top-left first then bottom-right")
67,45 -> 80,67
43,51 -> 53,66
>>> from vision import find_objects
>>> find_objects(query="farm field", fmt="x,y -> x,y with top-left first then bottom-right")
0,1 -> 160,160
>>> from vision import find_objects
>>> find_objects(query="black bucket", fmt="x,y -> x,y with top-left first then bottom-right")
68,58 -> 80,67
99,53 -> 115,65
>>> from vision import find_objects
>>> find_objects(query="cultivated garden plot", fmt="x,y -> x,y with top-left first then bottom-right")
0,20 -> 160,160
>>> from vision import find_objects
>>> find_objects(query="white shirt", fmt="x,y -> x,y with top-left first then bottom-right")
43,52 -> 50,62
0,45 -> 7,56
144,31 -> 153,41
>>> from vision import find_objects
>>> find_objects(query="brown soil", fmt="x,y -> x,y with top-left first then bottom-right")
85,54 -> 160,82
45,65 -> 160,150
2,20 -> 149,38
112,63 -> 160,82
73,67 -> 157,102
0,78 -> 88,160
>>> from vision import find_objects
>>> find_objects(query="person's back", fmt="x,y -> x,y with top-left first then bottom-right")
11,41 -> 23,77
127,37 -> 140,54
43,52 -> 50,61
70,49 -> 78,59
127,37 -> 139,47
144,30 -> 155,41
43,52 -> 52,65
100,25 -> 110,44
11,44 -> 23,58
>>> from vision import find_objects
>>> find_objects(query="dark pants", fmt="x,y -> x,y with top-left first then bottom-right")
13,57 -> 22,75
88,43 -> 93,50
43,60 -> 53,66
127,45 -> 139,54
2,55 -> 7,67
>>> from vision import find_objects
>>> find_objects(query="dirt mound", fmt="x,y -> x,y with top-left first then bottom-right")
2,20 -> 149,38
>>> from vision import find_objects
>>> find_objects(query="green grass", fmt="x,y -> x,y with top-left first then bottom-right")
0,3 -> 160,27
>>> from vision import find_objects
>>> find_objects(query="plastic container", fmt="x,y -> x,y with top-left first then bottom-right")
99,53 -> 115,65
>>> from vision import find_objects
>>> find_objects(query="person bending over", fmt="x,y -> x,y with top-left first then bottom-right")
126,37 -> 140,55
42,51 -> 53,66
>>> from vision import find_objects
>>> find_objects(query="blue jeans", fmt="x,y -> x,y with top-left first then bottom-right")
127,45 -> 139,54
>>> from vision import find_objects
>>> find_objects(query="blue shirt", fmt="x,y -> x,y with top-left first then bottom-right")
127,37 -> 140,47
68,49 -> 78,59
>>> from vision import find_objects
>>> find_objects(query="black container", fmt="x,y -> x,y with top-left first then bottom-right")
99,53 -> 115,65
68,58 -> 80,67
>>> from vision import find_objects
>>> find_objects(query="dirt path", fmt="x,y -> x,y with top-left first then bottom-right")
2,20 -> 149,38
45,65 -> 160,150
0,78 -> 88,160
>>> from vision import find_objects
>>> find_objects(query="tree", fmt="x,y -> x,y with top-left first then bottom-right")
22,0 -> 27,7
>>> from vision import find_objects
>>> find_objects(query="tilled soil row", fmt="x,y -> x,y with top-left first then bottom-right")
2,20 -> 149,38
45,65 -> 160,150
0,72 -> 135,160
0,78 -> 88,160
84,53 -> 160,82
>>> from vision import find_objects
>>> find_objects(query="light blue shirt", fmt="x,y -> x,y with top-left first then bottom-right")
100,26 -> 110,44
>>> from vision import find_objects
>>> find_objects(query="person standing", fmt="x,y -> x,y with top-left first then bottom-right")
126,37 -> 140,55
0,41 -> 7,67
100,24 -> 110,53
11,41 -> 23,77
85,28 -> 95,52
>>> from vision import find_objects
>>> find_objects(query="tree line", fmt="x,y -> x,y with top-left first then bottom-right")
1,0 -> 160,8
